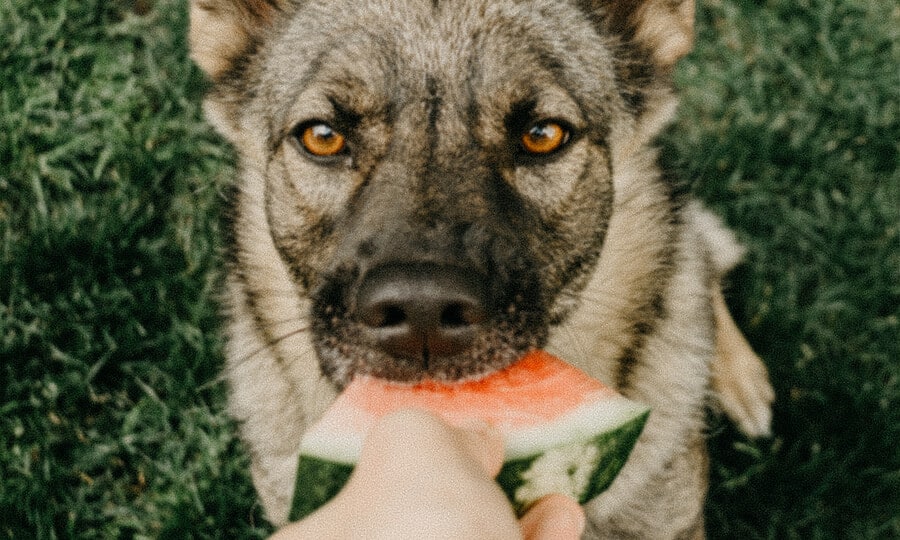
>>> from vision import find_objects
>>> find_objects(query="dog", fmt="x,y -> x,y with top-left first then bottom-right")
189,0 -> 775,537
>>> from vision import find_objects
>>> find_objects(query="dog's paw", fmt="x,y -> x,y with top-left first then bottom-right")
710,288 -> 775,438
712,356 -> 775,438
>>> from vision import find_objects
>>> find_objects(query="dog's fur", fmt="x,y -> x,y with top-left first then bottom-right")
189,0 -> 775,537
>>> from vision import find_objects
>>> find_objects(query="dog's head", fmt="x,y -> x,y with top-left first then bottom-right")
191,0 -> 694,387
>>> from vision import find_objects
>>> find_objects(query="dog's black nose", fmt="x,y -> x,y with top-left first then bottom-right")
356,263 -> 488,363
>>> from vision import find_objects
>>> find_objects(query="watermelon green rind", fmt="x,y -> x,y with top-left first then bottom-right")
289,456 -> 354,521
580,408 -> 649,502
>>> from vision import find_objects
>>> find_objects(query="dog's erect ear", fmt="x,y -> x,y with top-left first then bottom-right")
580,0 -> 695,67
189,0 -> 287,80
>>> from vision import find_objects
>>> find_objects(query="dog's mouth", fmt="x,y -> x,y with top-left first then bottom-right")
310,260 -> 548,389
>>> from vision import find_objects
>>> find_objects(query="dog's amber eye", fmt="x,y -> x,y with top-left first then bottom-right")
521,121 -> 570,155
298,122 -> 346,157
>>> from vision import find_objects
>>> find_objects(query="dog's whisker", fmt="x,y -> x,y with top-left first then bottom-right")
231,325 -> 311,367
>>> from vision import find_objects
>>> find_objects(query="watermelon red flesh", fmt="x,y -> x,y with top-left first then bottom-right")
289,350 -> 649,520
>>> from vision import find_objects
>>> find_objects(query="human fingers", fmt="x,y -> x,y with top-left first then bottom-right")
269,410 -> 518,540
453,417 -> 505,477
350,409 -> 520,539
519,493 -> 586,540
362,409 -> 504,478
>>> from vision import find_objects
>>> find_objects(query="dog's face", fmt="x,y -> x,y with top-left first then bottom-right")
269,3 -> 624,386
193,0 -> 694,388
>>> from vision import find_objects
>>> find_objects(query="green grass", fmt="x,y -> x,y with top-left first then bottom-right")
662,0 -> 899,537
0,0 -> 268,537
0,0 -> 897,537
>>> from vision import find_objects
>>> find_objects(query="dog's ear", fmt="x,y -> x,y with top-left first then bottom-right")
580,0 -> 695,67
189,0 -> 287,80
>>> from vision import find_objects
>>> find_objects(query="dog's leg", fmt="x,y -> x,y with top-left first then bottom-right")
710,286 -> 775,437
690,203 -> 774,437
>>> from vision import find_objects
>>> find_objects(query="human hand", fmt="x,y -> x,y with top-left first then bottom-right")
270,408 -> 585,539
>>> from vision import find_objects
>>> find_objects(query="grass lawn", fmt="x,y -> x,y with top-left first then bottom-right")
1,0 -> 897,537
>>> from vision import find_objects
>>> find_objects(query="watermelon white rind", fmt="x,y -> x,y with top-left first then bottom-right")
503,394 -> 648,460
497,407 -> 648,512
288,351 -> 650,521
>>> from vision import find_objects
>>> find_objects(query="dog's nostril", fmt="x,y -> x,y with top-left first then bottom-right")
382,305 -> 407,327
440,302 -> 483,328
441,303 -> 465,327
362,303 -> 407,329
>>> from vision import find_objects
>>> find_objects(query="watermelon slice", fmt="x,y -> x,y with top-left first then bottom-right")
289,350 -> 649,521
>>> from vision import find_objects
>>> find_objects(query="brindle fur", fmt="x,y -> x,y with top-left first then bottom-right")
189,0 -> 774,536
